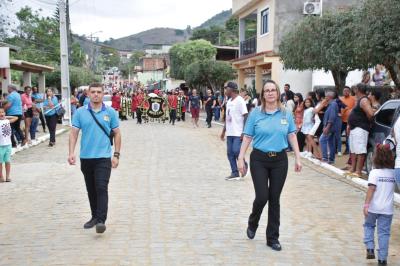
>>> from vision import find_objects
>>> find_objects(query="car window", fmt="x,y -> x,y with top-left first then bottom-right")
375,102 -> 399,127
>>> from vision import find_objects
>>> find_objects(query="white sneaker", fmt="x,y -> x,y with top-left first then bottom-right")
300,151 -> 308,157
338,152 -> 343,157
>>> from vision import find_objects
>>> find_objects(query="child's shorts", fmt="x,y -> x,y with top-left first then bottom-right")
0,145 -> 12,163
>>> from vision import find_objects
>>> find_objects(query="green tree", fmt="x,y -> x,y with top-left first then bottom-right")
70,41 -> 85,67
279,10 -> 365,91
184,60 -> 235,90
46,66 -> 100,89
353,0 -> 400,87
100,46 -> 120,69
170,40 -> 217,80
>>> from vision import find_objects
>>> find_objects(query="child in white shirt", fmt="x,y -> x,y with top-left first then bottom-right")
0,107 -> 18,182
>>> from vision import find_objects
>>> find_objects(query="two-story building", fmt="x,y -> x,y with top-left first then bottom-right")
231,0 -> 359,94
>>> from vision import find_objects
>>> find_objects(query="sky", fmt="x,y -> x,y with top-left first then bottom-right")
7,0 -> 232,41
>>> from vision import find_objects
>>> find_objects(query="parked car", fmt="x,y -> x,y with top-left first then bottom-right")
365,99 -> 400,173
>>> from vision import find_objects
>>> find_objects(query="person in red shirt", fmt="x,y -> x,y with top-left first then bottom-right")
131,91 -> 138,120
21,86 -> 33,145
111,92 -> 121,113
168,91 -> 178,125
136,90 -> 145,124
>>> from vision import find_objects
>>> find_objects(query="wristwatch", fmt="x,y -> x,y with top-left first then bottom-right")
113,152 -> 120,159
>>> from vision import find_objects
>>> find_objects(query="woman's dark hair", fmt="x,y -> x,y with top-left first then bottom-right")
24,86 -> 31,92
315,89 -> 325,101
370,88 -> 382,101
294,93 -> 303,107
304,98 -> 315,108
373,144 -> 394,169
307,91 -> 318,103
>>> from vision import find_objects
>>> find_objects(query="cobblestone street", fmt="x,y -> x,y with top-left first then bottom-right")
1,120 -> 399,265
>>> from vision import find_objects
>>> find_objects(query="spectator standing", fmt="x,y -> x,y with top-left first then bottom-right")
79,89 -> 90,108
220,82 -> 248,181
280,83 -> 294,103
189,89 -> 201,128
347,83 -> 375,177
213,91 -> 221,121
32,87 -> 46,132
363,144 -> 395,265
339,86 -> 356,154
319,91 -> 339,164
0,108 -> 18,183
71,90 -> 78,117
301,98 -> 321,159
368,89 -> 382,112
372,66 -> 385,86
21,86 -> 33,145
394,116 -> 400,190
361,71 -> 371,85
204,89 -> 216,128
43,88 -> 59,147
4,85 -> 24,147
168,91 -> 178,125
293,93 -> 305,151
30,99 -> 40,141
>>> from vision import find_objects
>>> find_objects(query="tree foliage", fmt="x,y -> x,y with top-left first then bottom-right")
279,10 -> 364,91
170,40 -> 217,80
190,17 -> 239,46
46,65 -> 100,89
184,60 -> 235,90
100,46 -> 120,69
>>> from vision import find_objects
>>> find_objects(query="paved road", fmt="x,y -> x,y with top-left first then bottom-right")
1,120 -> 399,265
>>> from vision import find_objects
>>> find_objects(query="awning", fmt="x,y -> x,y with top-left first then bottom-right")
10,60 -> 54,73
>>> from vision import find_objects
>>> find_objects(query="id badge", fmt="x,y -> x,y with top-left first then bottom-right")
281,119 -> 288,125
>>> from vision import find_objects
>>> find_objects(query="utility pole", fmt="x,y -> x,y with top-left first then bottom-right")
58,0 -> 71,126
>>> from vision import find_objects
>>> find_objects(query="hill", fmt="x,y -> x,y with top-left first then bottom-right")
196,9 -> 232,30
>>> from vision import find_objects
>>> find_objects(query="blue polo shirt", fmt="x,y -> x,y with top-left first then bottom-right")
43,96 -> 59,116
243,107 -> 296,152
72,103 -> 119,159
32,92 -> 44,108
323,101 -> 339,133
6,91 -> 23,115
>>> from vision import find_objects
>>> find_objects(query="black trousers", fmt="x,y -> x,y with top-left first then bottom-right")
181,111 -> 185,122
206,107 -> 213,126
136,109 -> 142,124
81,158 -> 112,223
10,115 -> 24,147
296,131 -> 305,152
39,110 -> 46,131
248,149 -> 288,243
45,114 -> 58,143
170,109 -> 177,125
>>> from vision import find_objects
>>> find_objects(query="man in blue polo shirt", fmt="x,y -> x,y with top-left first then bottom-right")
4,85 -> 25,147
68,83 -> 122,234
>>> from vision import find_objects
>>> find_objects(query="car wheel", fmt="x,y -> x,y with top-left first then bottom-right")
365,148 -> 374,174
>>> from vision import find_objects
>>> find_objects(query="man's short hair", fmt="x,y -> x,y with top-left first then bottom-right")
226,81 -> 238,92
89,83 -> 104,90
7,84 -> 17,91
284,83 -> 290,88
356,83 -> 367,94
343,86 -> 351,90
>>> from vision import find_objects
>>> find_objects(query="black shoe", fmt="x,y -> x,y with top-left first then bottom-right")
96,222 -> 106,234
378,260 -> 387,265
83,218 -> 97,229
246,227 -> 256,239
207,124 -> 211,128
267,241 -> 282,251
366,249 -> 375,259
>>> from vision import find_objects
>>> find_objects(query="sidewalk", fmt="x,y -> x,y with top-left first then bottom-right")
200,113 -> 400,205
11,125 -> 69,155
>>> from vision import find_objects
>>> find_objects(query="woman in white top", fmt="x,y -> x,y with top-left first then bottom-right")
393,116 -> 400,189
301,98 -> 321,159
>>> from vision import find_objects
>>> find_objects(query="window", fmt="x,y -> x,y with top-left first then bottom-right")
375,102 -> 399,127
261,8 -> 269,35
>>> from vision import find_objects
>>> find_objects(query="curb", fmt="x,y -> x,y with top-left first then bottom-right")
11,128 -> 69,156
301,154 -> 400,205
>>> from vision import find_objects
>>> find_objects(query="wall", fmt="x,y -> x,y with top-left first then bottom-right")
273,0 -> 361,53
137,71 -> 165,84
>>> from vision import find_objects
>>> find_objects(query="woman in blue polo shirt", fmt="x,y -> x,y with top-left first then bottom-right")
238,79 -> 302,251
43,88 -> 59,147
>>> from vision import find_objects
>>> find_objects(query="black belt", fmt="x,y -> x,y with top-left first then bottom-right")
253,149 -> 285,158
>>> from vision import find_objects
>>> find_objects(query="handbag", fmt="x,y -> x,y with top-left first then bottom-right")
89,109 -> 114,146
56,106 -> 66,117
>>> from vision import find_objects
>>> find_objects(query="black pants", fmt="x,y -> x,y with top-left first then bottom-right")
45,114 -> 58,143
248,149 -> 288,243
296,131 -> 305,152
181,111 -> 185,122
170,109 -> 177,125
136,109 -> 142,124
39,110 -> 46,131
81,158 -> 112,223
206,107 -> 213,126
10,115 -> 24,147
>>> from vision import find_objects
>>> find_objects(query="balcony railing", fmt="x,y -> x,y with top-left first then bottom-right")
240,36 -> 257,57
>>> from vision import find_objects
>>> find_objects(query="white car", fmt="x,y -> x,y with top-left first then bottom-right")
103,95 -> 112,107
